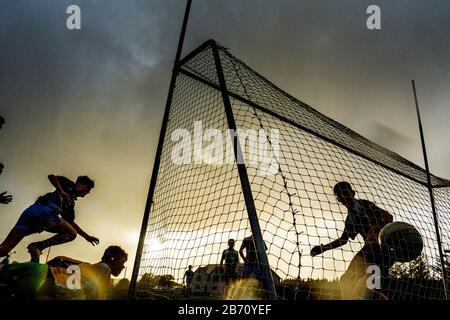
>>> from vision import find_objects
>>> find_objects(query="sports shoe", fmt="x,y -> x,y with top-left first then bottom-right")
27,243 -> 42,263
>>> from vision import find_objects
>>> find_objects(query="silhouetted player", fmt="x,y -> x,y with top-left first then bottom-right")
0,174 -> 98,263
46,245 -> 127,300
184,265 -> 194,294
310,181 -> 394,299
220,239 -> 239,284
239,235 -> 268,279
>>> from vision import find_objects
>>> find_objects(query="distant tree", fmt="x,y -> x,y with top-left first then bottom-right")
389,254 -> 433,280
137,272 -> 159,289
159,275 -> 176,288
115,278 -> 130,290
431,254 -> 450,282
135,273 -> 182,293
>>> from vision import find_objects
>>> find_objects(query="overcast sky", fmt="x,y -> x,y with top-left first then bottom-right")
0,0 -> 449,276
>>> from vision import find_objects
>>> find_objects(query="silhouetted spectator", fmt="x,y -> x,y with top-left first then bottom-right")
220,239 -> 239,284
183,265 -> 194,294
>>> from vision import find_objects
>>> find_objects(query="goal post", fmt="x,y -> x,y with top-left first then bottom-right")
128,0 -> 192,299
211,41 -> 278,300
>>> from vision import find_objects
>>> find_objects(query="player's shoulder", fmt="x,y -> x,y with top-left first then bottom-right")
358,199 -> 376,208
91,262 -> 111,277
57,175 -> 72,182
358,199 -> 385,214
58,175 -> 76,187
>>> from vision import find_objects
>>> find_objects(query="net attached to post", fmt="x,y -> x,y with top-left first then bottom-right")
133,40 -> 450,300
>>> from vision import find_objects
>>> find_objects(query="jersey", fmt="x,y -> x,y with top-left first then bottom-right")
35,176 -> 76,222
343,199 -> 388,241
47,256 -> 111,300
241,236 -> 267,266
184,270 -> 194,284
222,248 -> 239,266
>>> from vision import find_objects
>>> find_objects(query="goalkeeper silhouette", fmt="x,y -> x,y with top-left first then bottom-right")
310,182 -> 394,299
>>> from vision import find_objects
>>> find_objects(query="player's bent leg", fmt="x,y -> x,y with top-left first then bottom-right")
28,219 -> 78,263
1,204 -> 51,257
340,254 -> 369,300
357,270 -> 389,300
340,271 -> 358,299
0,228 -> 28,257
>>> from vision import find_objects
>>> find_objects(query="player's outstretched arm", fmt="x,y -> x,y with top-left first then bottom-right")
71,221 -> 99,245
311,233 -> 349,257
48,174 -> 71,202
239,244 -> 246,263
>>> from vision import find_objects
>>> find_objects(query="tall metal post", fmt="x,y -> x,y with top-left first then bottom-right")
211,41 -> 278,300
412,79 -> 448,299
128,0 -> 192,299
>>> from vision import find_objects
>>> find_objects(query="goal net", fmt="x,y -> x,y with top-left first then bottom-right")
131,40 -> 450,300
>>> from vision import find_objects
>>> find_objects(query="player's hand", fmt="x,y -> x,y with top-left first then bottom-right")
86,235 -> 100,246
310,245 -> 323,257
0,191 -> 12,204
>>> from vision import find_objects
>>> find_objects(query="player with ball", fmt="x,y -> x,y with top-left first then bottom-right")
311,181 -> 423,299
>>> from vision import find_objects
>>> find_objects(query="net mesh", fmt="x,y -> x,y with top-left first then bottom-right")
134,40 -> 450,300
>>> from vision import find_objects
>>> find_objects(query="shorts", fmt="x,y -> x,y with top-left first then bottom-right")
348,243 -> 395,279
14,204 -> 62,234
223,267 -> 238,284
240,263 -> 262,278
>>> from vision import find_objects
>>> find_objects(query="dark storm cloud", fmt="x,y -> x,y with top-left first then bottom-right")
0,0 -> 183,176
1,0 -> 178,112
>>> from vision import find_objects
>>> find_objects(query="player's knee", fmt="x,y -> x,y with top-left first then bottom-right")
66,230 -> 77,241
340,272 -> 351,283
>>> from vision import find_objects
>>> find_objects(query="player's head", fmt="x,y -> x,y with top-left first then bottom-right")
75,175 -> 95,197
101,245 -> 128,276
228,239 -> 235,249
333,181 -> 355,207
0,163 -> 4,175
188,265 -> 193,270
0,116 -> 4,130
